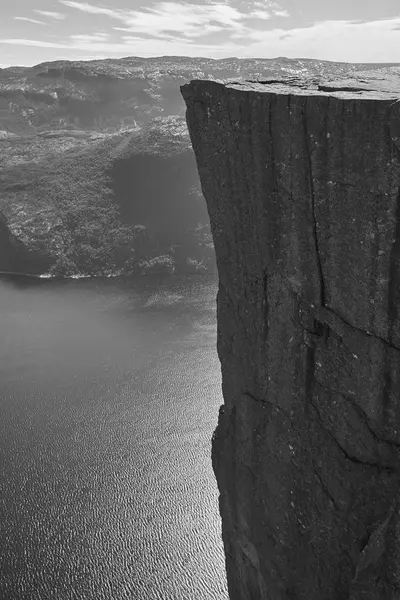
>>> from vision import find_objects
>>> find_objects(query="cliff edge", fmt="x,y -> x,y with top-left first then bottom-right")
182,72 -> 400,599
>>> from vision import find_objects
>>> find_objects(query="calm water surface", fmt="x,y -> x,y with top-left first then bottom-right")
0,274 -> 228,600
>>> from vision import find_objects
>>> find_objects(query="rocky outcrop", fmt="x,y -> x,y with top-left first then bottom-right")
182,74 -> 400,599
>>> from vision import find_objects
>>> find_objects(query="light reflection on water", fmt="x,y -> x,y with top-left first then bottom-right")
0,274 -> 228,600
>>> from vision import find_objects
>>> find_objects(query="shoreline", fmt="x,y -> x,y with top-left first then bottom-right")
0,270 -> 217,283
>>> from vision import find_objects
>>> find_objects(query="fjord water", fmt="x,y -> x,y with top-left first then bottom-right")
0,274 -> 228,600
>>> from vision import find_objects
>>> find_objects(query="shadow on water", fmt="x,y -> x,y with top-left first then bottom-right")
0,272 -> 48,289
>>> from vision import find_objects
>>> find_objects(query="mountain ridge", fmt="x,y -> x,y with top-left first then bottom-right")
1,56 -> 399,277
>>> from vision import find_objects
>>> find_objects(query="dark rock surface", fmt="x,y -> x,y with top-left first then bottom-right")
182,71 -> 400,599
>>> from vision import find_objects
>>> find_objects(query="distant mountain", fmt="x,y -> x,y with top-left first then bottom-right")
1,56 -> 399,276
2,56 -> 399,135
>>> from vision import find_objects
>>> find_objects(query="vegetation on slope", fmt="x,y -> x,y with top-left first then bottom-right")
0,117 -> 214,276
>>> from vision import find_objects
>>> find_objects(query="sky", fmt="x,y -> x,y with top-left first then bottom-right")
1,0 -> 400,67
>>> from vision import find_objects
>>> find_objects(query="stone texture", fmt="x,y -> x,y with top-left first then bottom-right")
181,74 -> 400,599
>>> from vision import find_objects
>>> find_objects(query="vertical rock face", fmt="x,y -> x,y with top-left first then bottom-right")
181,76 -> 400,599
0,211 -> 46,274
0,211 -> 26,272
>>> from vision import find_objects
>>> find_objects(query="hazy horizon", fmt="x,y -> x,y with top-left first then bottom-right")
1,0 -> 400,68
3,53 -> 400,70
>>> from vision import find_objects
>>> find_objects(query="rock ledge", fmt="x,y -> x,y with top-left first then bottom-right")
182,72 -> 400,599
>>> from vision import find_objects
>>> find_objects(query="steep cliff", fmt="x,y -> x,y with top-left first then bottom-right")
182,72 -> 400,599
0,210 -> 47,274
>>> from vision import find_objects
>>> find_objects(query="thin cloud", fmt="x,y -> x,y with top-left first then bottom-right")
70,33 -> 110,42
59,1 -> 119,17
247,10 -> 272,20
121,3 -> 246,38
1,39 -> 69,48
4,16 -> 400,62
121,35 -> 156,42
251,1 -> 290,17
0,36 -> 239,56
34,10 -> 66,20
240,17 -> 400,62
6,5 -> 400,63
14,16 -> 46,25
58,0 -> 290,41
